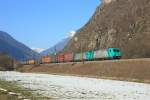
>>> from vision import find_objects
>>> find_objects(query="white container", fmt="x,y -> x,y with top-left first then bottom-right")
94,49 -> 109,59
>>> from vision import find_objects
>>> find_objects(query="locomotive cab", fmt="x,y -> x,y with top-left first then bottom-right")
107,48 -> 122,59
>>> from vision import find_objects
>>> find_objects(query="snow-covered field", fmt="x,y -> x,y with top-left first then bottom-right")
0,71 -> 150,100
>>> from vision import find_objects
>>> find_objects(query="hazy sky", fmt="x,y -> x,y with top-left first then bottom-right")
0,0 -> 101,49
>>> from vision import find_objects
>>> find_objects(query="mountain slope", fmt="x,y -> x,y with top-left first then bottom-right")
0,31 -> 39,60
41,38 -> 70,56
66,0 -> 150,58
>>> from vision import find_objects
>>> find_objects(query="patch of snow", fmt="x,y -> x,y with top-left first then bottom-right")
32,48 -> 45,53
8,92 -> 18,95
67,31 -> 76,38
0,88 -> 7,92
103,0 -> 116,4
0,71 -> 150,100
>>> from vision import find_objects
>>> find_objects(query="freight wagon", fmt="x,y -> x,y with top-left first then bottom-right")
74,53 -> 83,62
83,51 -> 94,61
41,56 -> 51,63
94,49 -> 109,60
22,48 -> 122,65
28,59 -> 35,65
56,53 -> 64,63
64,52 -> 74,62
50,54 -> 56,63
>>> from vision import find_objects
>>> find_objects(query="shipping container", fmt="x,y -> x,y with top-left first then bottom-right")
28,59 -> 35,65
74,53 -> 83,61
64,52 -> 74,62
56,54 -> 64,63
93,49 -> 109,59
41,56 -> 51,63
50,54 -> 56,63
84,51 -> 94,61
83,52 -> 86,60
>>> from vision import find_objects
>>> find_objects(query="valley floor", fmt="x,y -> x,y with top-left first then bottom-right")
20,58 -> 150,83
0,78 -> 47,100
0,71 -> 150,100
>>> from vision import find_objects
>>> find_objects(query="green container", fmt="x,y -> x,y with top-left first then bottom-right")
85,51 -> 94,60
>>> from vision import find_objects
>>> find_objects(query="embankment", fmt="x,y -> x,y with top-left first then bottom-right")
19,58 -> 150,83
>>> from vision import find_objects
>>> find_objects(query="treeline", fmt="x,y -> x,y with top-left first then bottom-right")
0,53 -> 14,71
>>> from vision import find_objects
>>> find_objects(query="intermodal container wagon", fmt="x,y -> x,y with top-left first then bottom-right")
50,54 -> 56,63
74,53 -> 83,61
41,56 -> 51,63
84,51 -> 94,61
56,54 -> 64,63
93,49 -> 109,60
64,52 -> 74,62
28,59 -> 35,65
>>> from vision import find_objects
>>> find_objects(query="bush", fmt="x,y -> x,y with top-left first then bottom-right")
0,53 -> 14,71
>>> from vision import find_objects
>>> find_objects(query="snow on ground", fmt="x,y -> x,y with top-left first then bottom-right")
0,71 -> 150,100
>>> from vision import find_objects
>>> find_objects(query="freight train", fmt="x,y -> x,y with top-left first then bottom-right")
22,48 -> 122,65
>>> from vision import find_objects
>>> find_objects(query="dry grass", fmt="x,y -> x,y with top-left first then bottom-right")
19,58 -> 150,84
0,91 -> 18,100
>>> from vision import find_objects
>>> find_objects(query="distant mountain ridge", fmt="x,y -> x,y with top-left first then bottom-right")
40,37 -> 70,56
0,31 -> 39,60
32,48 -> 45,53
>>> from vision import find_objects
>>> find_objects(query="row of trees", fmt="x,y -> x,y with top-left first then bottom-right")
0,53 -> 14,71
